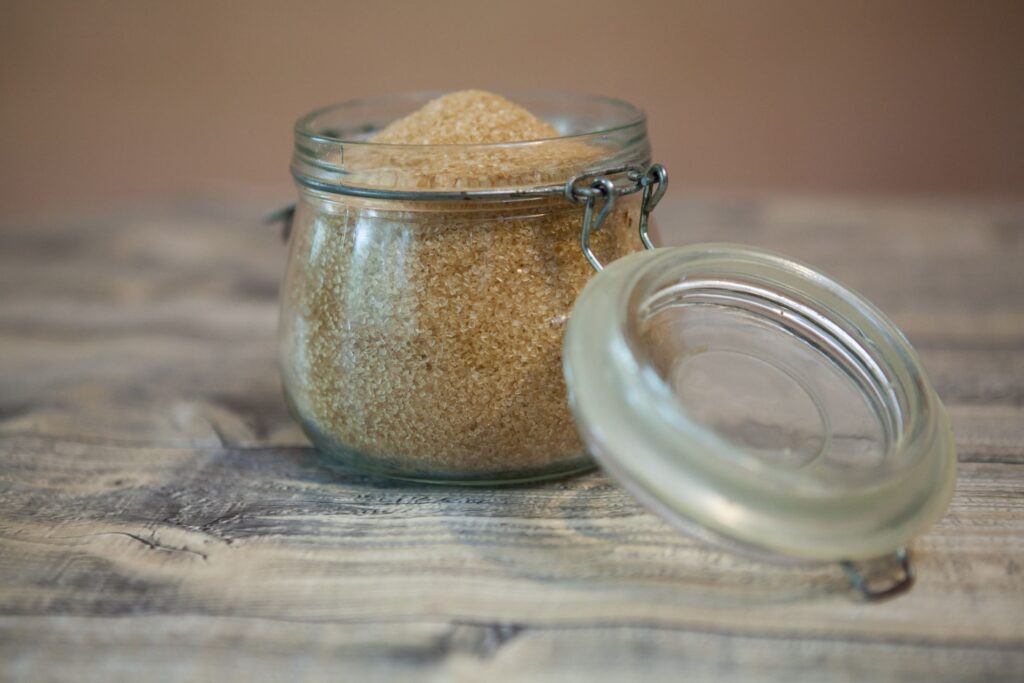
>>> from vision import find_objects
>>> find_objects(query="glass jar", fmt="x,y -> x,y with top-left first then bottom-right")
280,92 -> 653,483
278,90 -> 958,598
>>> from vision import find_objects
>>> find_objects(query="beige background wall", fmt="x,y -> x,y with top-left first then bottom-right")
2,0 -> 1022,216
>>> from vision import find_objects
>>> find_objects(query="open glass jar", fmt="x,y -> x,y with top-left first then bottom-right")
279,91 -> 957,598
280,92 -> 653,483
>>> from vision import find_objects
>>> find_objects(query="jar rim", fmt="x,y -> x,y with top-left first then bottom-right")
294,90 -> 648,150
291,91 -> 652,197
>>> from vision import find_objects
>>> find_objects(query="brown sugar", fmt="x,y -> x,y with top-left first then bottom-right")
371,90 -> 560,144
348,91 -> 612,192
281,90 -> 639,479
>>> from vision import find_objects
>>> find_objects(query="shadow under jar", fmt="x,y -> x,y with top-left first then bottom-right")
279,92 -> 652,483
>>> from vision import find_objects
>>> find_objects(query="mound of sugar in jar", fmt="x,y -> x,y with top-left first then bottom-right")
371,90 -> 560,144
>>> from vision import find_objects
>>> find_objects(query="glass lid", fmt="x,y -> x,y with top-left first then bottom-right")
563,244 -> 957,564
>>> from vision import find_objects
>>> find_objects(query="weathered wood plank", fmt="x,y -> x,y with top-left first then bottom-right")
1,433 -> 1021,639
2,616 -> 1023,683
1,197 -> 1022,682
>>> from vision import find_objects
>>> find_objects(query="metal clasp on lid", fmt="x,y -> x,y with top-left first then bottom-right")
565,164 -> 668,272
841,548 -> 916,602
269,162 -> 669,266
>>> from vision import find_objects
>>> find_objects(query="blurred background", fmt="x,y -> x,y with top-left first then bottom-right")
2,0 -> 1022,218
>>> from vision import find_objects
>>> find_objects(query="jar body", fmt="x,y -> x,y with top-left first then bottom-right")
280,191 -> 641,482
281,91 -> 652,482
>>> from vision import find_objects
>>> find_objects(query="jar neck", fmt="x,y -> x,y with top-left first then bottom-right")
292,91 -> 651,198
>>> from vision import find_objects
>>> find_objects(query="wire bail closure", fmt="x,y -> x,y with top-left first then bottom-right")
566,164 -> 668,272
278,162 -> 669,264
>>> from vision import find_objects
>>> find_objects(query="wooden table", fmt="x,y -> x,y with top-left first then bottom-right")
1,197 -> 1022,681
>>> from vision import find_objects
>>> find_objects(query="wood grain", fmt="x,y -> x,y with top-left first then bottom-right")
1,197 -> 1022,682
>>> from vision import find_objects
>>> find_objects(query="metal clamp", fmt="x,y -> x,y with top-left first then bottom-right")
841,548 -> 915,602
272,162 -> 669,266
567,163 -> 668,272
